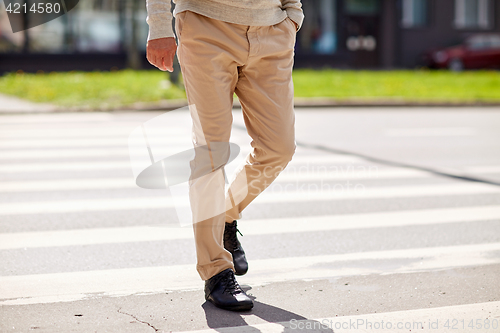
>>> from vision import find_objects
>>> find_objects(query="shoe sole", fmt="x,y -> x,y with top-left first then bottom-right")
232,254 -> 248,276
234,268 -> 248,276
207,298 -> 253,311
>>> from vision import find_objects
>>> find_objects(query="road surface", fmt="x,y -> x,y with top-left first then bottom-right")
1,107 -> 499,332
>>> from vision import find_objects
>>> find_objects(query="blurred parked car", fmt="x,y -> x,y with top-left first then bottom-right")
422,34 -> 500,71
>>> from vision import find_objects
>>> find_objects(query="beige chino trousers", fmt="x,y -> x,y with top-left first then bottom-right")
175,10 -> 297,281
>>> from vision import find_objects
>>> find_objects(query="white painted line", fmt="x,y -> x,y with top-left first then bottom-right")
1,242 -> 499,305
278,163 -> 500,183
0,159 -> 353,175
0,169 -> 424,192
1,205 -> 499,250
0,178 -> 137,192
0,137 -> 188,148
281,155 -> 364,164
277,167 -> 422,182
0,153 -> 364,174
385,127 -> 476,137
1,161 -> 498,179
255,182 -> 500,204
250,205 -> 500,232
0,147 -> 362,162
0,109 -> 235,127
0,155 -> 366,173
0,196 -> 172,215
462,165 -> 500,173
0,129 -> 130,138
0,155 -> 366,174
1,183 -> 499,216
0,113 -> 116,123
0,148 -> 179,159
173,301 -> 500,333
0,155 -> 363,174
0,128 -> 187,138
0,226 -> 193,250
0,161 -> 133,173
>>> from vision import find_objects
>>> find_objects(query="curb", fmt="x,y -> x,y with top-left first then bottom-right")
0,93 -> 58,114
293,98 -> 500,108
1,98 -> 500,114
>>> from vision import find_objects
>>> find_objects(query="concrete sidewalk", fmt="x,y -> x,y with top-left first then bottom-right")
1,93 -> 500,114
0,93 -> 57,113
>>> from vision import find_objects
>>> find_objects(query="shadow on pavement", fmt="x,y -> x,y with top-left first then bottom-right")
202,286 -> 334,333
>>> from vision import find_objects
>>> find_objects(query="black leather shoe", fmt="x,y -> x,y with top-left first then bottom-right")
224,220 -> 248,275
205,268 -> 253,311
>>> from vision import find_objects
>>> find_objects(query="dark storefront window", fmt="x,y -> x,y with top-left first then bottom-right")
345,0 -> 380,14
297,0 -> 337,55
342,0 -> 380,67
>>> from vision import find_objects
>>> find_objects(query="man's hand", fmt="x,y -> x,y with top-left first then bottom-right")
146,37 -> 177,72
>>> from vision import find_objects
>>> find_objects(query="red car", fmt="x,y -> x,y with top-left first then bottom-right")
424,34 -> 500,71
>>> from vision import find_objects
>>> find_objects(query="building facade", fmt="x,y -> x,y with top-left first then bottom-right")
0,0 -> 499,72
296,0 -> 500,68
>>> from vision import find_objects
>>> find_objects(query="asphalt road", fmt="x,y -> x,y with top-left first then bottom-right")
1,107 -> 500,332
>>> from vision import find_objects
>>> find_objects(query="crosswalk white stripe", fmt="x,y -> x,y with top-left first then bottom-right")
0,148 -> 180,159
0,130 -> 135,138
0,128 -> 187,138
2,205 -> 499,250
0,137 -> 283,148
0,147 -> 362,161
0,159 -> 368,177
3,110 -> 134,118
0,137 -> 189,147
1,242 -> 499,305
463,165 -> 500,173
173,301 -> 500,333
2,166 -> 498,192
385,127 -> 477,137
254,182 -> 500,203
0,137 -> 189,149
277,165 -> 500,181
0,140 -> 498,173
0,161 -> 133,173
1,183 -> 498,216
0,178 -> 137,192
0,113 -> 116,123
0,170 -> 433,192
0,155 -> 363,174
0,163 -> 498,180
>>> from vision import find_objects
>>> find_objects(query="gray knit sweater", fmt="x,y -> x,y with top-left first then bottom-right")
146,0 -> 304,41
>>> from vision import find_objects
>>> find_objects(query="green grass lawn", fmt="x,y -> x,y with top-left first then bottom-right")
0,70 -> 186,109
293,69 -> 500,102
0,69 -> 499,108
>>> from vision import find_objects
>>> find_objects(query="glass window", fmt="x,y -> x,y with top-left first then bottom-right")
490,35 -> 500,49
73,9 -> 122,53
0,1 -> 22,52
467,34 -> 500,50
455,0 -> 491,29
345,0 -> 380,15
0,0 -> 148,54
401,0 -> 428,28
467,35 -> 490,50
296,0 -> 337,55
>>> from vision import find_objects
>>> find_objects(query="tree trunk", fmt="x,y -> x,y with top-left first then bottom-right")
127,0 -> 141,69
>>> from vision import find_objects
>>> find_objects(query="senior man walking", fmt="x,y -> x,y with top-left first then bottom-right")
146,0 -> 303,311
